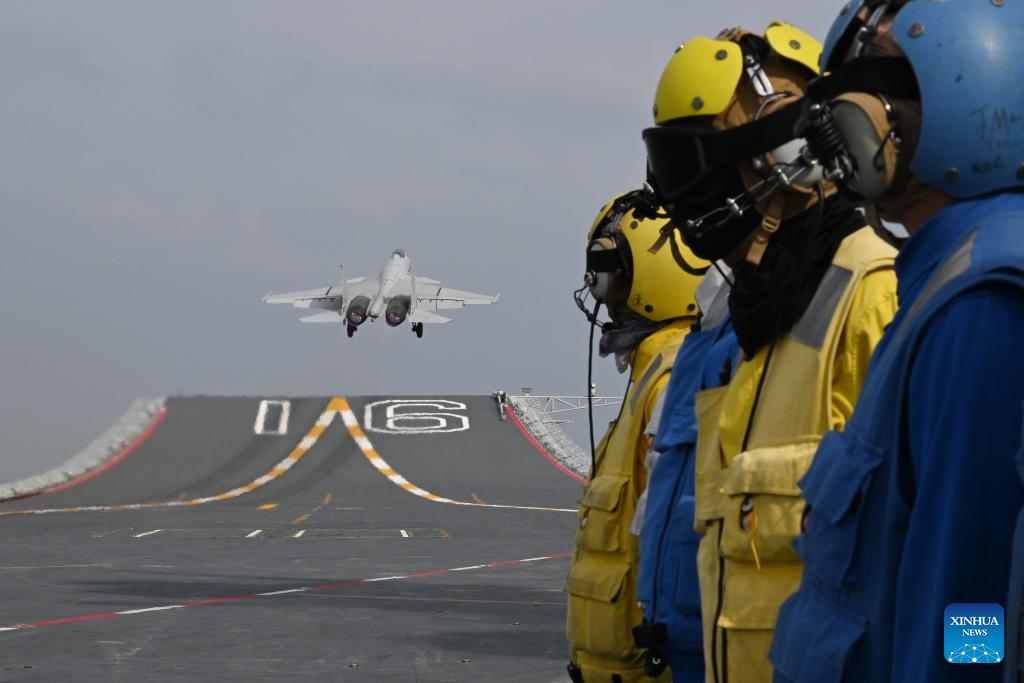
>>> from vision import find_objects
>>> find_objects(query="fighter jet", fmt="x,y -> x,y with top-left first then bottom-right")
263,249 -> 499,339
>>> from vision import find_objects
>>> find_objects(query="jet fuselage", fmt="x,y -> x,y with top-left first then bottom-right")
367,249 -> 414,320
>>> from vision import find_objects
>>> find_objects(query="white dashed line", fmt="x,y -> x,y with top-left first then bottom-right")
246,530 -> 263,538
116,605 -> 183,615
1,553 -> 571,632
258,588 -> 309,597
133,529 -> 162,538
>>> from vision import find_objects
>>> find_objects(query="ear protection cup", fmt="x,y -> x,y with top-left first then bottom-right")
586,237 -> 629,303
831,92 -> 900,201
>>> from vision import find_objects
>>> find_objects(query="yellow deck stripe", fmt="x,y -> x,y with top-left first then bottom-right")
6,397 -> 575,517
332,398 -> 573,513
3,398 -> 342,517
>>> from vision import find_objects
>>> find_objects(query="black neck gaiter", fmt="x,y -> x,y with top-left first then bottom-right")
728,196 -> 866,359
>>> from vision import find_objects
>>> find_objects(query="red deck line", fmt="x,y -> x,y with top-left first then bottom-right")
506,405 -> 586,484
0,552 -> 571,633
3,406 -> 170,503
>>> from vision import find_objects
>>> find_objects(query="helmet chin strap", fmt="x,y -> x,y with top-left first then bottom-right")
854,4 -> 891,59
658,160 -> 813,266
744,193 -> 787,266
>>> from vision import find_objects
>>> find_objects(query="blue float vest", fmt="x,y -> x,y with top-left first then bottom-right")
770,198 -> 1024,682
637,320 -> 736,681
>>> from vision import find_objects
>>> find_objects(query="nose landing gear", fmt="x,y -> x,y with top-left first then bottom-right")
412,322 -> 424,339
346,324 -> 357,338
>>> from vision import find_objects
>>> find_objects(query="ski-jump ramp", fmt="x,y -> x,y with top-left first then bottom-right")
0,396 -> 583,681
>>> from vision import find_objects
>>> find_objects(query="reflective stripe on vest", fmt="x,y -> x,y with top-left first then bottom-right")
693,226 -> 897,683
894,231 -> 974,346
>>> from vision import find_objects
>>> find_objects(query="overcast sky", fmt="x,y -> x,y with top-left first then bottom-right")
0,1 -> 841,480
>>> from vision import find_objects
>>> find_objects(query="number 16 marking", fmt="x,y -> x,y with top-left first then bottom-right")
254,400 -> 291,435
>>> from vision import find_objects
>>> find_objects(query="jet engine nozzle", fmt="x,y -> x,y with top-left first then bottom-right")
385,296 -> 410,327
346,296 -> 371,326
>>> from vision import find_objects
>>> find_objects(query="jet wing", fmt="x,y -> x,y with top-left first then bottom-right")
262,286 -> 342,310
299,311 -> 344,324
415,283 -> 500,311
408,309 -> 451,324
263,277 -> 378,310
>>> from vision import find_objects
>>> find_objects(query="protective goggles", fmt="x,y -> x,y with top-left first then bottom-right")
643,104 -> 805,205
643,56 -> 918,206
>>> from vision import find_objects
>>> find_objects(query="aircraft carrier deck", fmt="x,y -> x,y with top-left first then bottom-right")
0,396 -> 585,681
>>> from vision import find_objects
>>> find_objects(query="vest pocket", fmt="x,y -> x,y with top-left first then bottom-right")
769,585 -> 866,683
576,475 -> 630,553
717,440 -> 819,565
796,429 -> 883,589
716,563 -> 804,682
565,558 -> 635,660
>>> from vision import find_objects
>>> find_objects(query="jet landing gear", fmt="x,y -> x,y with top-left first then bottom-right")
347,324 -> 357,338
412,322 -> 424,339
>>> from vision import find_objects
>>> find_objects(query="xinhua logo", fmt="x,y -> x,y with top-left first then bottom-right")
944,603 -> 1004,664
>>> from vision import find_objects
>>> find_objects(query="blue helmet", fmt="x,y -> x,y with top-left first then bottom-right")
822,0 -> 1024,198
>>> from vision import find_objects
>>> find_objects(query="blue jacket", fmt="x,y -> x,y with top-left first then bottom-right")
771,193 -> 1024,683
1009,432 -> 1024,683
637,320 -> 737,682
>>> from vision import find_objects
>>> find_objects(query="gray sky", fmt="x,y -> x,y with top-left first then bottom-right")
0,1 -> 840,480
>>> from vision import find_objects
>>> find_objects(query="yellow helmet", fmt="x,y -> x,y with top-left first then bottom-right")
584,190 -> 707,322
653,23 -> 821,124
644,22 -> 830,265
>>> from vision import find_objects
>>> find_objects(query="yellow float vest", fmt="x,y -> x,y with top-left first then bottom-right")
693,227 -> 896,683
566,321 -> 690,683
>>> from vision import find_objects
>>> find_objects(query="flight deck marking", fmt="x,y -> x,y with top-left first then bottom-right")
290,492 -> 330,524
253,400 -> 291,435
3,397 -> 571,518
0,552 -> 571,633
1,399 -> 346,517
132,529 -> 162,538
335,398 -> 574,513
92,529 -> 121,538
363,399 -> 469,434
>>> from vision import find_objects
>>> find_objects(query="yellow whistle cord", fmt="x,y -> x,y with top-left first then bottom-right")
750,506 -> 763,570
